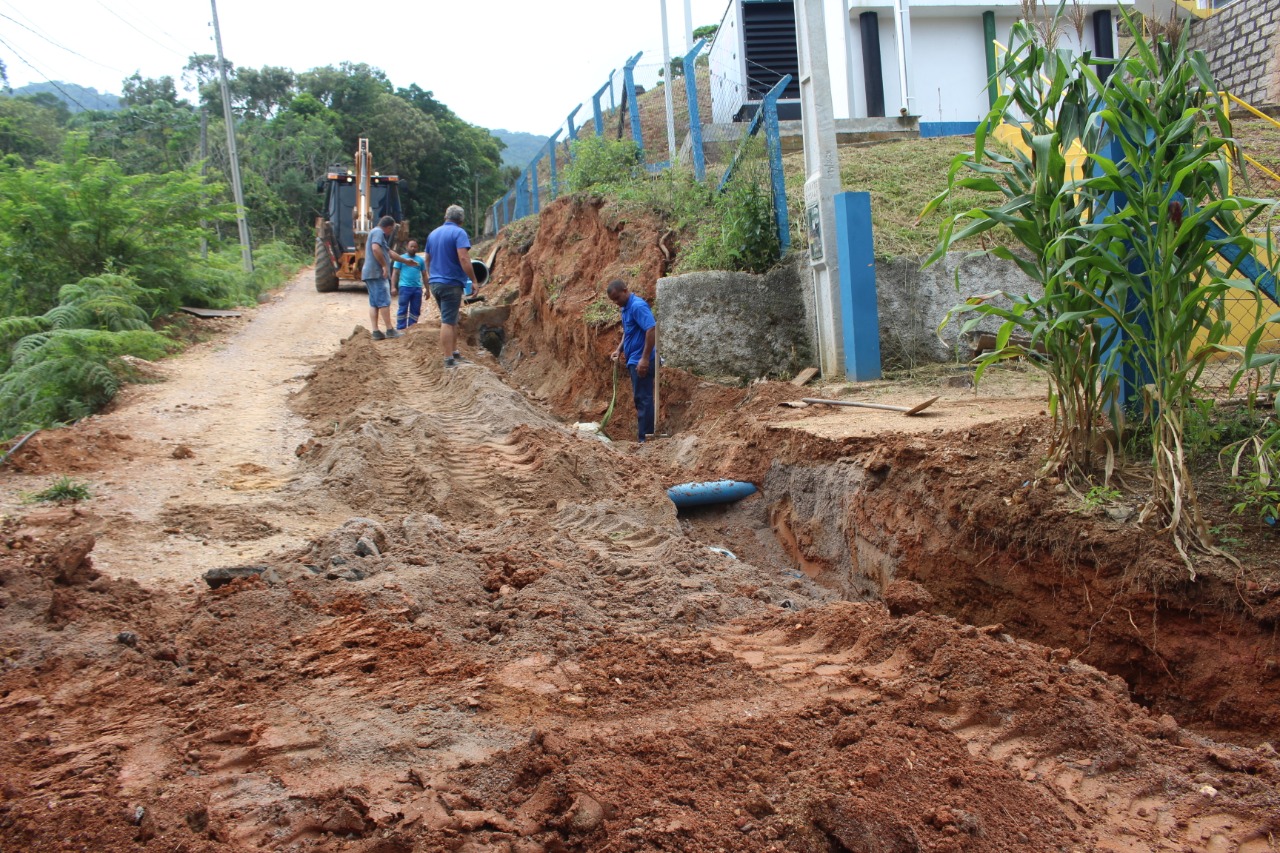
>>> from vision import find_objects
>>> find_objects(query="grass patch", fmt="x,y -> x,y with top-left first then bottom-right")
584,295 -> 617,327
782,136 -> 1019,259
23,475 -> 91,504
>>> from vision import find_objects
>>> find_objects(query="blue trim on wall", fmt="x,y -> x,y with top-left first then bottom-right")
918,121 -> 981,138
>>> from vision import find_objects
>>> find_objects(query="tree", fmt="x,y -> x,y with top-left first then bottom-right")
121,73 -> 180,107
232,66 -> 295,120
692,24 -> 719,42
0,95 -> 68,162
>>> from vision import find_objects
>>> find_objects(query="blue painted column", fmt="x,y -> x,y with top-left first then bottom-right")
762,79 -> 791,256
834,192 -> 882,381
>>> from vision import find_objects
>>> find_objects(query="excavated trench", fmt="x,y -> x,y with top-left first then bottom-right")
478,194 -> 1280,746
677,434 -> 1280,746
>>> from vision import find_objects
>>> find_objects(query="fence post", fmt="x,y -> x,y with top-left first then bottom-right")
566,106 -> 581,159
623,51 -> 645,153
532,151 -> 543,214
547,129 -> 562,200
682,38 -> 707,181
608,69 -> 616,111
762,78 -> 791,256
834,192 -> 881,381
515,171 -> 529,219
593,80 -> 610,137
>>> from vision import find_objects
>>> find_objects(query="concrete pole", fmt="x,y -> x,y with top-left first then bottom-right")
210,0 -> 252,273
795,0 -> 845,377
683,0 -> 694,51
660,0 -> 678,161
891,0 -> 913,115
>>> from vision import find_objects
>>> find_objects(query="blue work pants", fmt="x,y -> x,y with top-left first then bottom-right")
628,363 -> 655,442
396,287 -> 423,330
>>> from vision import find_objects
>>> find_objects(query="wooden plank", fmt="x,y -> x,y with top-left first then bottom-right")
179,307 -> 243,319
790,367 -> 819,387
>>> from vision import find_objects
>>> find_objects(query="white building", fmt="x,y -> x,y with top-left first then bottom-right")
708,0 -> 1128,136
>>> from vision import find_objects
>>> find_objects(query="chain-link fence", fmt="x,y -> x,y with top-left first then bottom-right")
484,37 -> 793,265
486,43 -> 714,236
1199,112 -> 1280,400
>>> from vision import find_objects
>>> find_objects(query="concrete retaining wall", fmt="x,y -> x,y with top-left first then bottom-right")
656,260 -> 815,381
1190,0 -> 1280,109
658,252 -> 1036,379
876,253 -> 1039,367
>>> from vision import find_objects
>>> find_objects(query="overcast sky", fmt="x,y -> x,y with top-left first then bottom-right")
0,0 -> 732,135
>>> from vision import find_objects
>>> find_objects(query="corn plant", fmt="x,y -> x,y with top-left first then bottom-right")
923,8 -> 1277,565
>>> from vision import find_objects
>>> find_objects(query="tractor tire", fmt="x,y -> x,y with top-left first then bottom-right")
315,240 -> 339,293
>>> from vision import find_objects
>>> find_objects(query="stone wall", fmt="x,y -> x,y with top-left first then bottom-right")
875,253 -> 1040,367
656,261 -> 815,381
1190,0 -> 1280,108
657,253 -> 1037,379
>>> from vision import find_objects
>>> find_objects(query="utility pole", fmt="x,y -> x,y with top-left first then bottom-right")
210,0 -> 253,273
199,107 -> 208,260
795,0 -> 844,376
684,0 -> 694,51
660,0 -> 677,161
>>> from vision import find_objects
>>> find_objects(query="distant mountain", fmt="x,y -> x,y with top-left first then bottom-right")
8,81 -> 120,112
489,128 -> 549,169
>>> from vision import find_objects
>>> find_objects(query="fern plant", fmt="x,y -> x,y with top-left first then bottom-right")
0,273 -> 175,438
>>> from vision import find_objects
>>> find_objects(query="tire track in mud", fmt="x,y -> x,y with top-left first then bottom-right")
318,338 -> 560,522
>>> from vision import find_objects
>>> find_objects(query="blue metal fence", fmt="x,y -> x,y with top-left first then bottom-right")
486,38 -> 790,256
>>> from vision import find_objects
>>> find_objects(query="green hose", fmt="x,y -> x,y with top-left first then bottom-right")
599,360 -> 619,429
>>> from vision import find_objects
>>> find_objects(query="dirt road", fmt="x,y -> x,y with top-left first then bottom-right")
2,251 -> 1279,851
0,268 -> 364,586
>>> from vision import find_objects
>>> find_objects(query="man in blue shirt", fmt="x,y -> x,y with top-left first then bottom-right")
607,278 -> 657,442
424,205 -> 481,368
392,239 -> 426,331
362,215 -> 418,341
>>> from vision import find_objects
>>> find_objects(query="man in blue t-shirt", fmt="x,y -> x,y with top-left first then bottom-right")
607,278 -> 657,442
392,239 -> 426,331
424,205 -> 481,368
362,215 -> 419,341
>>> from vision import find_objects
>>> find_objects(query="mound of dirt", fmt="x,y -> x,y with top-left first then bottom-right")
4,425 -> 144,475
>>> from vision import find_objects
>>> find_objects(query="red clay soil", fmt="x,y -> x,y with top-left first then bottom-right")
479,191 -> 1280,746
1,196 -> 1279,851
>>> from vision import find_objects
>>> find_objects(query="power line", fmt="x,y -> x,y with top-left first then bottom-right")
0,10 -> 127,75
0,33 -> 169,124
93,1 -> 188,59
0,35 -> 94,111
112,0 -> 200,58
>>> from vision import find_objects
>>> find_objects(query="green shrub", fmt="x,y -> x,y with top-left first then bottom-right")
0,135 -> 234,316
676,169 -> 779,274
564,136 -> 643,192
